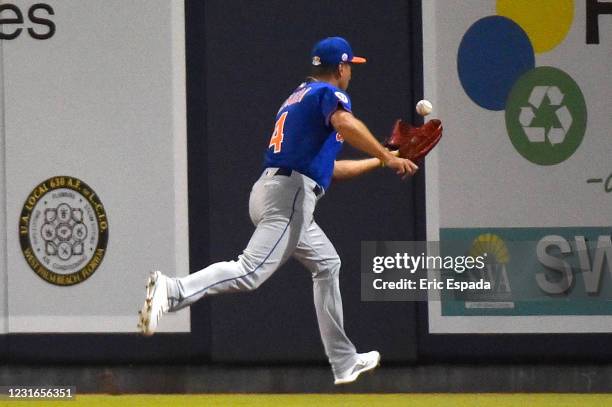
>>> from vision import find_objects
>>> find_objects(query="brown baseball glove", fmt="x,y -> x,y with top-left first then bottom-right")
385,119 -> 443,161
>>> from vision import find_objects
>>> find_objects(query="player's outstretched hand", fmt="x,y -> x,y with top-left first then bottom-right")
384,155 -> 418,180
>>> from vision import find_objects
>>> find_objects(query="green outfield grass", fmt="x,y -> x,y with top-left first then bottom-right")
2,394 -> 612,406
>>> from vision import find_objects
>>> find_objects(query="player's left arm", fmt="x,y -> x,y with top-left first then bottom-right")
332,151 -> 399,181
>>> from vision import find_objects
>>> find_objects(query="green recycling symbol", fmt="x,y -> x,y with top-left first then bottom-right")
505,67 -> 587,165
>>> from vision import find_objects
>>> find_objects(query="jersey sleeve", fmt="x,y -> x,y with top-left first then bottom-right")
320,87 -> 352,126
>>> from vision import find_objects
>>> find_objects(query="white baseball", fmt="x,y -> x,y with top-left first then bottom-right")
416,99 -> 433,116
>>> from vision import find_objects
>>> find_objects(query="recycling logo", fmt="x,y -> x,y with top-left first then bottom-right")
505,67 -> 587,165
457,5 -> 588,166
519,86 -> 571,145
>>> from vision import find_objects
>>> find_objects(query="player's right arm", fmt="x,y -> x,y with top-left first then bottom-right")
332,151 -> 398,181
330,109 -> 418,178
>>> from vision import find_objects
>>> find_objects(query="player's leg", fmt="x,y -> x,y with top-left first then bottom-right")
293,221 -> 380,384
293,220 -> 366,379
165,176 -> 314,311
139,174 -> 313,334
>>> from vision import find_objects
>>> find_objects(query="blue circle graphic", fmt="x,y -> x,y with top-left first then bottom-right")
457,16 -> 535,111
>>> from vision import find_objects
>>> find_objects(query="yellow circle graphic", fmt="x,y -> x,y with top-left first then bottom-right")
469,233 -> 509,264
496,0 -> 574,53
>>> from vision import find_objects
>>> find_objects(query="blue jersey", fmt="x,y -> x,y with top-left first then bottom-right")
263,81 -> 351,190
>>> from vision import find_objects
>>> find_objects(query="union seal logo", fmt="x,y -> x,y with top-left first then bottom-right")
19,176 -> 109,286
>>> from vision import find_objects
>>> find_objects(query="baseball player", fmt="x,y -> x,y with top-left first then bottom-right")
139,36 -> 418,385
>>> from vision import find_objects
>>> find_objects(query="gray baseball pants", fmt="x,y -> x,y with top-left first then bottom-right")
165,168 -> 358,374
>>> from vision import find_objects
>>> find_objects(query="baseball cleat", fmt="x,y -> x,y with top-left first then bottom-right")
333,351 -> 380,385
138,271 -> 170,336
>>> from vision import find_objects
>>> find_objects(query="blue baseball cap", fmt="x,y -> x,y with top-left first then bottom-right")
310,37 -> 367,66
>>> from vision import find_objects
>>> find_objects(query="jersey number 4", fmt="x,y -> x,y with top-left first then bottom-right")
268,112 -> 288,153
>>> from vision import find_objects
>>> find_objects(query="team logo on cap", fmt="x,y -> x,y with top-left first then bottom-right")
341,53 -> 348,62
312,56 -> 321,66
19,176 -> 109,286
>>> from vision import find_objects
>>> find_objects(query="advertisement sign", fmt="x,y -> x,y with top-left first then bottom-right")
1,0 -> 189,333
424,0 -> 612,333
